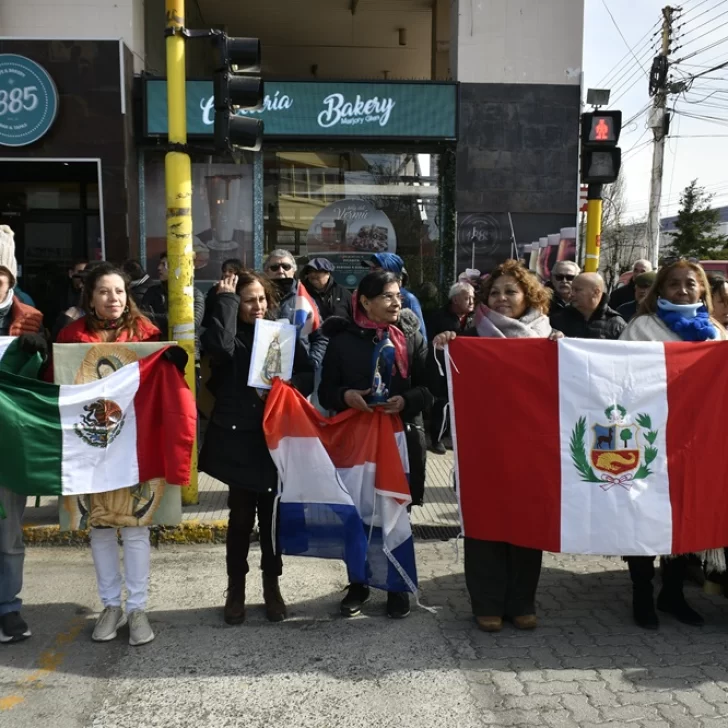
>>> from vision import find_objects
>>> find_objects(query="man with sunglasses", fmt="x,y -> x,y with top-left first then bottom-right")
609,259 -> 653,311
548,261 -> 580,323
263,249 -> 327,368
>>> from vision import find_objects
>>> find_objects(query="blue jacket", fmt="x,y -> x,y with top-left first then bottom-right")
401,288 -> 427,342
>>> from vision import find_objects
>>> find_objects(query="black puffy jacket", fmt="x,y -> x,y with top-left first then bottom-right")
318,308 -> 433,505
550,294 -> 626,340
302,277 -> 353,321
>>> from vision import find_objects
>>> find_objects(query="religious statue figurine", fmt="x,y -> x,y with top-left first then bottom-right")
260,332 -> 283,386
367,332 -> 396,405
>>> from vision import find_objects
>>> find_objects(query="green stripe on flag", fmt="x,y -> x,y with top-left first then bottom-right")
0,370 -> 63,495
0,338 -> 43,379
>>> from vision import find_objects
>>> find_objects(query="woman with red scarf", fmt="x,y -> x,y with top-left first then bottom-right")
319,270 -> 432,620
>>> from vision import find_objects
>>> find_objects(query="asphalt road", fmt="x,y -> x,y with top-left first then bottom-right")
3,544 -> 728,728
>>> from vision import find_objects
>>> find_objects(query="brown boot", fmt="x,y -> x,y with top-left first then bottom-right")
262,575 -> 287,622
475,616 -> 503,632
223,579 -> 246,625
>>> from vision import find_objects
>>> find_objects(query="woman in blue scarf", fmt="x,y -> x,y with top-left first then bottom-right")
620,259 -> 726,631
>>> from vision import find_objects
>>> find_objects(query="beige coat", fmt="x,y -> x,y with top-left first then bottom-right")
619,313 -> 727,342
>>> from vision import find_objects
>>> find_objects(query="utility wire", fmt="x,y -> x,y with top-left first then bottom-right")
597,20 -> 661,87
674,34 -> 728,64
601,0 -> 650,78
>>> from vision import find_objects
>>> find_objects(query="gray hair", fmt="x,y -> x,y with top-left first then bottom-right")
448,281 -> 475,300
263,249 -> 296,269
551,260 -> 580,276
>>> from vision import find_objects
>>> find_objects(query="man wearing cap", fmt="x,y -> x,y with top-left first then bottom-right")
616,271 -> 656,323
301,258 -> 352,321
609,259 -> 653,310
362,253 -> 427,341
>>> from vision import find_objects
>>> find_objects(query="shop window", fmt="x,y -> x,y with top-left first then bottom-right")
144,158 -> 253,283
26,183 -> 82,210
263,151 -> 441,290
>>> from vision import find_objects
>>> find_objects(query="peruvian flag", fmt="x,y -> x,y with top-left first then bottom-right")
447,338 -> 728,556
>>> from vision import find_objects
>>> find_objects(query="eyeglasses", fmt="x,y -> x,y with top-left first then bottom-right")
554,274 -> 576,282
377,293 -> 404,304
267,263 -> 293,272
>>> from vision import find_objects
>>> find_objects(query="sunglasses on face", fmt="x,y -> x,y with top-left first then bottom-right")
267,263 -> 293,272
554,274 -> 576,282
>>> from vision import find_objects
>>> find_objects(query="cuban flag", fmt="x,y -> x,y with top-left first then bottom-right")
293,281 -> 321,337
263,380 -> 417,594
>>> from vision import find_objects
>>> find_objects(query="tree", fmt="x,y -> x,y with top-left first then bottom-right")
620,429 -> 633,449
669,180 -> 728,259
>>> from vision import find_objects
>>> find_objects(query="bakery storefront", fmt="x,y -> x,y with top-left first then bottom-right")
141,79 -> 457,290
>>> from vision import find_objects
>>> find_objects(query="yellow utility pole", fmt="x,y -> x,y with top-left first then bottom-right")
165,0 -> 198,504
584,189 -> 603,273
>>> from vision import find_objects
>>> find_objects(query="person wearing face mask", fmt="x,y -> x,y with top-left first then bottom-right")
547,261 -> 580,320
56,263 -> 161,647
199,270 -> 313,625
620,260 -> 727,630
426,282 -> 475,454
319,270 -> 433,619
433,260 -> 562,633
616,271 -> 656,323
263,249 -> 327,368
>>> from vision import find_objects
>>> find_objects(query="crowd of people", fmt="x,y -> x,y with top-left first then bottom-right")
1,218 -> 726,647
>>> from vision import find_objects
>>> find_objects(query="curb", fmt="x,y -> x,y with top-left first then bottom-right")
22,519 -> 233,546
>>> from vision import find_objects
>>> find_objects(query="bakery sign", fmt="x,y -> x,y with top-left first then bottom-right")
144,79 -> 456,139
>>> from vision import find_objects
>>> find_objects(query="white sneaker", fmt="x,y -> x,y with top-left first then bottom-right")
128,610 -> 155,647
92,606 -> 126,642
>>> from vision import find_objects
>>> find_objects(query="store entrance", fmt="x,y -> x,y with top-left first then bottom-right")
0,160 -> 102,298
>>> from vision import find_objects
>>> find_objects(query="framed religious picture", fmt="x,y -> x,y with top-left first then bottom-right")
247,319 -> 296,390
52,342 -> 182,531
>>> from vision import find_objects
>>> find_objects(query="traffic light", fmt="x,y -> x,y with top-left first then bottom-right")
213,35 -> 264,152
580,110 -> 622,184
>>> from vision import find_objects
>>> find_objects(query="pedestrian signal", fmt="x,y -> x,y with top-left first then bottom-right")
580,110 -> 622,184
581,111 -> 622,146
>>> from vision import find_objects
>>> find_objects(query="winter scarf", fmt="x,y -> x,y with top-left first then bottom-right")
656,298 -> 717,342
474,304 -> 553,339
352,292 -> 409,378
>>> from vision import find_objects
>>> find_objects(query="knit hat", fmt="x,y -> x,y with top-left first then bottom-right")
634,271 -> 657,288
0,226 -> 16,280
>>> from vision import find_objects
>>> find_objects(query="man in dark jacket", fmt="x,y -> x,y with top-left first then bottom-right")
122,260 -> 154,308
426,281 -> 475,454
548,260 -> 580,321
609,259 -> 653,310
551,273 -> 626,340
301,257 -> 352,320
617,271 -> 656,323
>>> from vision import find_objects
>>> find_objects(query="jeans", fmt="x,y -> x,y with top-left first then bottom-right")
226,488 -> 282,582
0,488 -> 26,616
90,526 -> 150,612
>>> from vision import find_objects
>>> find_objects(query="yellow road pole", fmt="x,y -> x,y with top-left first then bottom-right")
165,0 -> 198,504
584,185 -> 603,274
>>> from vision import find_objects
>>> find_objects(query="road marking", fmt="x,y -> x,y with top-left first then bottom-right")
0,616 -> 86,712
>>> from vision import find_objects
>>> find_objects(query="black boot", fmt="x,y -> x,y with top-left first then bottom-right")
223,579 -> 246,625
262,575 -> 288,622
627,556 -> 659,630
657,557 -> 704,626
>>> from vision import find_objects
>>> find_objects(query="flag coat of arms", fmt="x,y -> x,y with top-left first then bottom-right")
0,346 -> 196,498
263,380 -> 417,593
447,337 -> 728,557
294,281 -> 321,338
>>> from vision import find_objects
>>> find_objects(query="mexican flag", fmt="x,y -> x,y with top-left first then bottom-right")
447,337 -> 728,556
0,344 -> 196,497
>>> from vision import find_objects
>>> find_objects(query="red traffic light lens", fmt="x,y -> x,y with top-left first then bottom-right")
590,116 -> 615,142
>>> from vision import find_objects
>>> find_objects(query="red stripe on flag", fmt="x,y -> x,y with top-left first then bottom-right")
665,341 -> 728,554
449,338 -> 561,551
135,348 -> 197,486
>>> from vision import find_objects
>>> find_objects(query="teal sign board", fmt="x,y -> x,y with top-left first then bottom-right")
145,79 -> 457,139
0,54 -> 58,147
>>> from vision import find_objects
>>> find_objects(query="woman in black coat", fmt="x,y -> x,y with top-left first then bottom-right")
318,270 -> 432,620
199,269 -> 313,626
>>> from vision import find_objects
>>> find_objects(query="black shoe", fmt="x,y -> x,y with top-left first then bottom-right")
656,590 -> 704,626
632,592 -> 659,630
429,441 -> 447,455
340,583 -> 370,617
386,592 -> 411,619
0,612 -> 31,643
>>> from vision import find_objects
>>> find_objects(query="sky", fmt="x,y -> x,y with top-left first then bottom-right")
582,0 -> 728,221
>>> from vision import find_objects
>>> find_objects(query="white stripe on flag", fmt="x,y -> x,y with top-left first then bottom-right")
0,337 -> 14,360
59,362 -> 142,495
558,339 -> 672,555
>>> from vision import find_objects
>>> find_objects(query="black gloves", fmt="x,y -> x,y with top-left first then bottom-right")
17,333 -> 48,360
163,346 -> 189,374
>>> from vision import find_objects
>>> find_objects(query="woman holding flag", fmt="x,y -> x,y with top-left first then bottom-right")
199,269 -> 313,625
433,260 -> 560,633
319,270 -> 432,619
620,259 -> 727,630
56,263 -> 161,646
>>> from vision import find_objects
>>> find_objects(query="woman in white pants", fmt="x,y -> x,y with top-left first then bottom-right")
56,263 -> 161,645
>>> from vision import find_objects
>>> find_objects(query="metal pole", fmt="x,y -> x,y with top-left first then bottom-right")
166,0 -> 198,505
584,183 -> 604,273
645,6 -> 673,267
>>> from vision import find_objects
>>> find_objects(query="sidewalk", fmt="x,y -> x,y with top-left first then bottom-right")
21,450 -> 460,543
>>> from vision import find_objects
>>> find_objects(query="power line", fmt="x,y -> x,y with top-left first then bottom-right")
601,0 -> 650,79
596,20 -> 661,87
673,19 -> 728,55
674,34 -> 728,64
